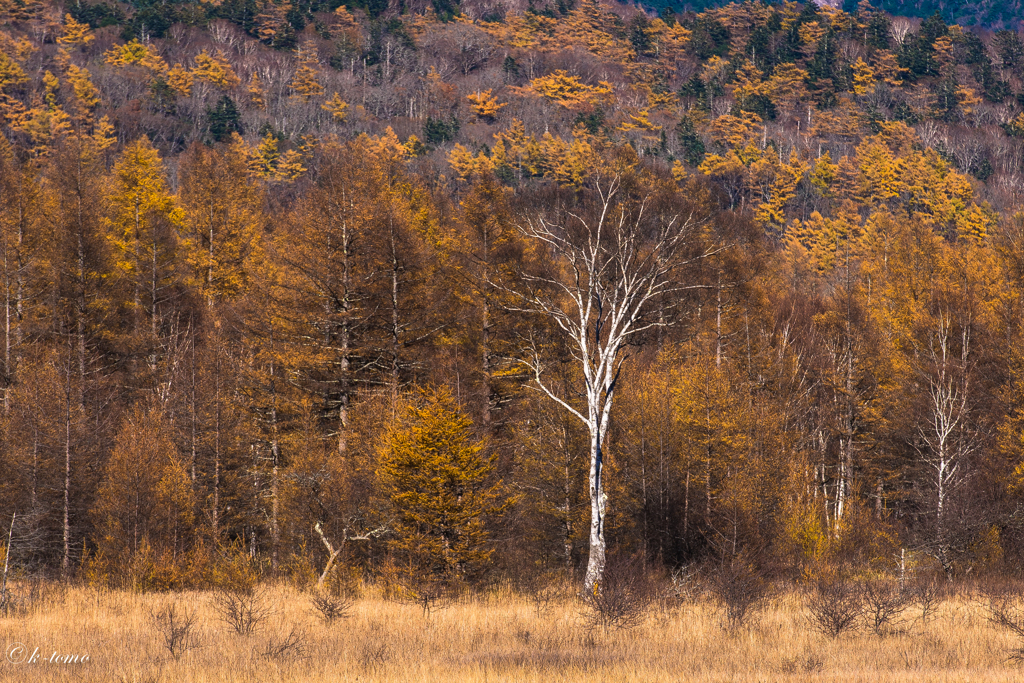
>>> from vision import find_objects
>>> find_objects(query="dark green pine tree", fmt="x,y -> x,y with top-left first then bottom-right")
207,95 -> 243,143
676,115 -> 706,167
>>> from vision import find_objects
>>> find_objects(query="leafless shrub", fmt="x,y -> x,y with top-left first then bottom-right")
380,558 -> 471,619
669,564 -> 702,604
984,584 -> 1024,663
912,579 -> 945,623
359,641 -> 392,672
378,558 -> 464,618
212,586 -> 273,635
152,603 -> 201,660
807,578 -> 863,638
0,586 -> 26,616
260,625 -> 306,659
862,581 -> 911,635
989,597 -> 1024,633
2,578 -> 64,617
709,559 -> 771,630
530,583 -> 564,617
0,575 -> 27,618
780,650 -> 824,674
310,591 -> 353,624
410,579 -> 463,617
581,555 -> 656,631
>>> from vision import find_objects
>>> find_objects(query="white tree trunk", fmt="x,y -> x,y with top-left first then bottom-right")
585,418 -> 606,590
504,175 -> 717,593
919,312 -> 973,576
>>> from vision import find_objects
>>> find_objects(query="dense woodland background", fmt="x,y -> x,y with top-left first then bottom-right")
3,0 -> 1024,591
666,0 -> 1024,30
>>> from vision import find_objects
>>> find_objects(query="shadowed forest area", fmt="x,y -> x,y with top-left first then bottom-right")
3,0 -> 1024,609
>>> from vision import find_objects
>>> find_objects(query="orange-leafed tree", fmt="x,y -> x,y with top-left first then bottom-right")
105,137 -> 183,344
466,89 -> 507,120
0,135 -> 42,412
192,49 -> 240,89
177,141 -> 264,304
276,139 -> 377,456
58,14 -> 93,47
377,388 -> 507,584
290,40 -> 324,101
91,399 -> 196,585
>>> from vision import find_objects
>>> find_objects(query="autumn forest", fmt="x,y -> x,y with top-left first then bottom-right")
2,0 -> 1024,603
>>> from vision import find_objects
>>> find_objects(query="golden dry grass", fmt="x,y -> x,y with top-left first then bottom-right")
0,582 -> 1020,682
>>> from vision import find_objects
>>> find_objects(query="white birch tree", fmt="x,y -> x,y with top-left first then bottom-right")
504,174 -> 715,592
917,311 -> 975,577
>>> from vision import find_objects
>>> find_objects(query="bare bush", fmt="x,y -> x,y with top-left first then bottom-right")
581,555 -> 655,631
260,626 -> 306,659
387,571 -> 464,618
2,579 -> 64,617
807,578 -> 863,638
709,559 -> 771,630
862,581 -> 911,635
0,589 -> 24,616
987,588 -> 1024,663
912,579 -> 945,623
530,583 -> 565,617
669,564 -> 702,604
212,587 -> 273,635
152,603 -> 201,660
359,641 -> 392,672
984,583 -> 1024,662
310,591 -> 353,624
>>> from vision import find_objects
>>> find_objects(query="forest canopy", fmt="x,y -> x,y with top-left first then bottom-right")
1,0 -> 1024,591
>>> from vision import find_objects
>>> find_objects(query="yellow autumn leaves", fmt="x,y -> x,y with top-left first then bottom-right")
105,42 -> 240,94
101,36 -> 349,118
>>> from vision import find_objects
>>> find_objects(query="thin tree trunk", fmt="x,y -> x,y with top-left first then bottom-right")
190,328 -> 197,482
389,218 -> 400,392
2,192 -> 27,414
715,270 -> 723,368
30,428 -> 38,510
2,244 -> 9,414
207,223 -> 215,304
338,204 -> 352,457
269,352 -> 280,573
564,434 -> 573,575
481,222 -> 494,429
62,360 -> 72,578
151,239 -> 159,343
2,513 -> 14,608
482,294 -> 492,428
75,175 -> 87,409
683,469 -> 690,539
212,329 -> 221,540
640,431 -> 648,551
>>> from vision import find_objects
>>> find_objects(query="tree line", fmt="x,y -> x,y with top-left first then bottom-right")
0,126 -> 1020,592
0,0 -> 1024,592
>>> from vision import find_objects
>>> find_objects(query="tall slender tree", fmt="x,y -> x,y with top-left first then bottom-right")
505,166 -> 716,592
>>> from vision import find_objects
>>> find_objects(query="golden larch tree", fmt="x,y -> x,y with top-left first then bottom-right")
378,388 -> 507,582
290,40 -> 324,101
105,137 -> 183,339
178,141 -> 264,304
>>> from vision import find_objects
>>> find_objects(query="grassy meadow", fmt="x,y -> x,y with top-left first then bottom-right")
0,581 -> 1022,682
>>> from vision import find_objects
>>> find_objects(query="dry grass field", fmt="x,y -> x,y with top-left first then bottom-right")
0,582 -> 1022,682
